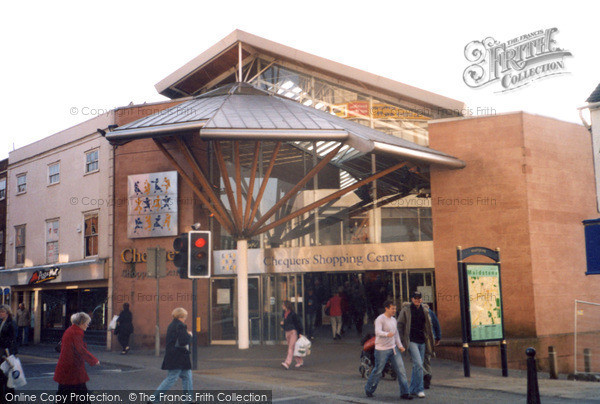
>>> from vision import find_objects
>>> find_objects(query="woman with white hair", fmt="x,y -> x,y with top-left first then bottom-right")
53,312 -> 100,398
149,307 -> 193,402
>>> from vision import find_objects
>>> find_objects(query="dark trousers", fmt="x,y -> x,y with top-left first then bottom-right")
57,383 -> 89,404
117,332 -> 131,350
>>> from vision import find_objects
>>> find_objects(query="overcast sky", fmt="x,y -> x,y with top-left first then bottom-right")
1,0 -> 598,159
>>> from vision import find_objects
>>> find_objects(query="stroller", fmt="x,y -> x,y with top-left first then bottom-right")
358,334 -> 397,380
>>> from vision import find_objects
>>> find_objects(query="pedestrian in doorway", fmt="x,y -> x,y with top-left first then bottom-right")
351,286 -> 367,336
280,300 -> 304,369
364,300 -> 412,400
325,289 -> 343,340
150,308 -> 193,402
397,291 -> 435,399
16,303 -> 30,346
305,290 -> 317,340
313,279 -> 326,327
423,309 -> 441,389
53,312 -> 100,402
0,305 -> 17,397
115,303 -> 134,354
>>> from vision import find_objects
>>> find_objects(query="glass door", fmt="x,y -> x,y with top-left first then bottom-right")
248,277 -> 261,345
210,278 -> 236,344
262,275 -> 278,344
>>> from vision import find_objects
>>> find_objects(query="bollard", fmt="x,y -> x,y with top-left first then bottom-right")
584,348 -> 592,373
548,346 -> 558,379
526,348 -> 541,404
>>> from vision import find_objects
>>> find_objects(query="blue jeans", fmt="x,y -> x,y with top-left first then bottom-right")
152,369 -> 193,402
365,348 -> 410,396
306,312 -> 316,337
408,342 -> 425,394
18,326 -> 29,345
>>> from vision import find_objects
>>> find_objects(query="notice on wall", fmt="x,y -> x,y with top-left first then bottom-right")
465,264 -> 504,341
127,171 -> 178,238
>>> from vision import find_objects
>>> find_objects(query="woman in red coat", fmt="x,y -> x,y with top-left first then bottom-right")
54,312 -> 100,398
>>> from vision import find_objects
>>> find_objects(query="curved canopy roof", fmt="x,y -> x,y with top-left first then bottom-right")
106,82 -> 465,169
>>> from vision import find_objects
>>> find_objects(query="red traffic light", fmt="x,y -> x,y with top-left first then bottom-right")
194,237 -> 206,248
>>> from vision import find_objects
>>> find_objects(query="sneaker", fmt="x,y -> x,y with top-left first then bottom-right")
295,362 -> 303,368
281,362 -> 289,370
417,392 -> 425,398
400,394 -> 413,400
365,391 -> 373,397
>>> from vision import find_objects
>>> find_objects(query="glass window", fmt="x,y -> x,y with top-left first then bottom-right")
17,174 -> 26,194
46,220 -> 59,263
0,230 -> 4,258
15,225 -> 25,265
85,150 -> 99,173
0,179 -> 5,200
48,162 -> 60,185
84,214 -> 98,257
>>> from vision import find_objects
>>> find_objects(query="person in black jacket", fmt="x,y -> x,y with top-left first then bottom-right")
115,303 -> 133,354
0,305 -> 17,398
280,300 -> 303,369
149,308 -> 192,402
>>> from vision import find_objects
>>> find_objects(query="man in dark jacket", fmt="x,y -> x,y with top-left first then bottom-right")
150,307 -> 192,402
397,291 -> 435,399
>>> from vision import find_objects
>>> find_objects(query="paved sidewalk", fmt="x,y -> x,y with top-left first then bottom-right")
19,339 -> 600,402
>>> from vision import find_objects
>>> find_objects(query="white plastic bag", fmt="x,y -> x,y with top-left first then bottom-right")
294,334 -> 312,357
108,315 -> 119,331
1,354 -> 26,388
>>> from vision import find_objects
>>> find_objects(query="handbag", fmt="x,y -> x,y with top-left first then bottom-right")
108,315 -> 119,331
324,305 -> 330,316
1,350 -> 26,389
294,334 -> 312,357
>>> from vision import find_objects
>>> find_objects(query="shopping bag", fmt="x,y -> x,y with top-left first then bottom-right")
108,315 -> 119,331
1,353 -> 26,389
294,334 -> 312,357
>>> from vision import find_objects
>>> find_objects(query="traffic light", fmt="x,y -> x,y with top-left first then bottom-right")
173,233 -> 189,279
188,231 -> 211,278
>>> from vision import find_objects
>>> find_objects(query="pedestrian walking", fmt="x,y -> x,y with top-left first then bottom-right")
364,300 -> 412,400
15,303 -> 30,346
150,308 -> 193,402
115,303 -> 134,354
423,309 -> 441,389
325,289 -> 343,340
280,300 -> 304,369
305,290 -> 317,339
53,312 -> 100,402
0,305 -> 17,397
397,291 -> 435,398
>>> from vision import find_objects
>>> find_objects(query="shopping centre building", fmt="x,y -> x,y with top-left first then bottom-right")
3,30 -> 599,373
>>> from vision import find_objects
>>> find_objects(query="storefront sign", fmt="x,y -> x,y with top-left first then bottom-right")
213,241 -> 434,275
127,171 -> 178,238
120,248 -> 175,263
28,267 -> 61,284
332,101 -> 429,121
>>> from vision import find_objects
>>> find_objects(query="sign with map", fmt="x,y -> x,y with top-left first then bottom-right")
127,171 -> 178,238
465,263 -> 504,341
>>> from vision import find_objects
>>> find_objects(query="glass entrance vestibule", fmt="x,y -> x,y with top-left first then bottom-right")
209,270 -> 435,345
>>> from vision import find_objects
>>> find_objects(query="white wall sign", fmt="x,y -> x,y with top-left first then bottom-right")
127,171 -> 178,238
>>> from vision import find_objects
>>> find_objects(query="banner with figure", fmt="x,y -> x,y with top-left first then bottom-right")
127,171 -> 178,238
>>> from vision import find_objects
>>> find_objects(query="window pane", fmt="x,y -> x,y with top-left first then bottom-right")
86,150 -> 99,173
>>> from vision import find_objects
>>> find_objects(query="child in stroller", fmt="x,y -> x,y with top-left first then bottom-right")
359,333 -> 397,380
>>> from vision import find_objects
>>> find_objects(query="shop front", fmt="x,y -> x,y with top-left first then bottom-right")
210,241 -> 435,344
0,259 -> 108,345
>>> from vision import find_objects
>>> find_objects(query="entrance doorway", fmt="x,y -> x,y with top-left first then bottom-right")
209,270 -> 434,345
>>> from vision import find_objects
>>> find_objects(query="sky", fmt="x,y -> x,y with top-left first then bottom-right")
1,0 -> 598,159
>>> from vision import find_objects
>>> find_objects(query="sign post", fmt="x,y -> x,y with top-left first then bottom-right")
457,246 -> 506,377
147,247 -> 166,357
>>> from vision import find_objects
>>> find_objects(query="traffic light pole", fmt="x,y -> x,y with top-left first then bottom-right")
192,278 -> 198,370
